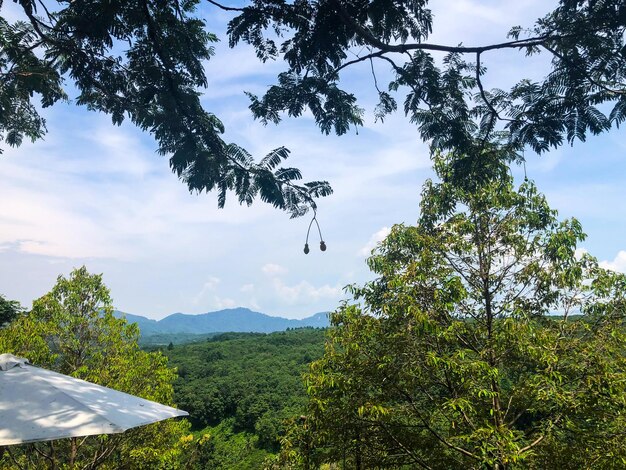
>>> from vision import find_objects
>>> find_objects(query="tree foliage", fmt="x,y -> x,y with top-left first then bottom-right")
3,1 -> 626,214
0,266 -> 191,469
278,152 -> 626,469
166,329 -> 326,454
0,294 -> 23,327
221,0 -> 626,162
0,0 -> 331,217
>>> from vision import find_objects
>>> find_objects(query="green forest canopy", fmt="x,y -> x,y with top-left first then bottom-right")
145,329 -> 328,469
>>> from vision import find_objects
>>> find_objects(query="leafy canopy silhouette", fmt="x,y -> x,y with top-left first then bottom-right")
2,0 -> 625,214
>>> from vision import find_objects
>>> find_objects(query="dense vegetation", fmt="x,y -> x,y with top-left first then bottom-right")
161,329 -> 326,466
139,332 -> 219,347
0,295 -> 23,327
0,268 -> 193,469
275,151 -> 626,469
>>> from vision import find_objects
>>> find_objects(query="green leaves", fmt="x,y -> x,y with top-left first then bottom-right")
247,71 -> 365,135
197,144 -> 333,217
283,151 -> 626,468
227,0 -> 626,158
1,1 -> 331,217
0,266 -> 191,469
0,18 -> 66,152
0,294 -> 23,327
374,91 -> 397,122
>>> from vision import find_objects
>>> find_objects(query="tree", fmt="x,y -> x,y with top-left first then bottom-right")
0,294 -> 23,327
3,1 -> 625,214
219,0 -> 626,166
280,150 -> 626,469
1,0 -> 331,217
0,266 -> 191,469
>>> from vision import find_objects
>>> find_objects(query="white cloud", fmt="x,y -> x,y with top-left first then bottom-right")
542,184 -> 626,221
191,277 -> 221,305
241,297 -> 261,311
574,248 -> 589,260
430,0 -> 549,44
0,115 -> 275,261
240,283 -> 255,293
600,251 -> 626,273
191,279 -> 240,311
212,296 -> 237,309
272,278 -> 342,305
262,263 -> 288,276
359,227 -> 392,257
1,2 -> 26,23
204,43 -> 283,85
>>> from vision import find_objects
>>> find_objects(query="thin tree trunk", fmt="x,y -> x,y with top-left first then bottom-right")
70,437 -> 77,467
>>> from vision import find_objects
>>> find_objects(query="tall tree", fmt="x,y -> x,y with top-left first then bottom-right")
277,150 -> 626,469
0,267 -> 191,469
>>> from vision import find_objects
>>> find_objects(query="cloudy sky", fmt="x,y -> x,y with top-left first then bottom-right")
1,0 -> 625,319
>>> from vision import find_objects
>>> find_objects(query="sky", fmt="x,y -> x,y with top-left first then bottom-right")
1,1 -> 625,320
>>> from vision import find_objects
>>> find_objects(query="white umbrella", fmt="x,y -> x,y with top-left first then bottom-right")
0,353 -> 188,446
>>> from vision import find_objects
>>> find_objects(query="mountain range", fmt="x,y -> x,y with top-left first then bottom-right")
114,307 -> 330,336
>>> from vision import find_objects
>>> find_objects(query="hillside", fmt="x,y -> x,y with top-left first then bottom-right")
161,329 -> 328,468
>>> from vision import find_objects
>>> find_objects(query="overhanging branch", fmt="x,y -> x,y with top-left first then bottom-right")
328,0 -> 557,55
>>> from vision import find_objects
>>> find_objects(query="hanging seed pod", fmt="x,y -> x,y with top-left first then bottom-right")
303,209 -> 326,254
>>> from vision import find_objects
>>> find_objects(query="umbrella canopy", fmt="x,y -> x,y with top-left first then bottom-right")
0,354 -> 188,446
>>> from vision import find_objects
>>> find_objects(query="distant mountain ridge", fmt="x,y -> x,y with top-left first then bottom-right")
114,307 -> 330,336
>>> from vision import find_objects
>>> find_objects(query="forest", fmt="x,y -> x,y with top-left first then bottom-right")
2,0 -> 626,468
160,329 -> 327,468
3,197 -> 626,469
0,269 -> 328,469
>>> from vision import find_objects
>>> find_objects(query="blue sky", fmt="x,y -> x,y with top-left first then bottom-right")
1,0 -> 625,319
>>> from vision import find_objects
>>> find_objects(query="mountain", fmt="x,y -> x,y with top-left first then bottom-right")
114,308 -> 330,337
115,312 -> 162,335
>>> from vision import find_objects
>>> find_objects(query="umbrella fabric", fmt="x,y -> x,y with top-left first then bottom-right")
0,354 -> 188,446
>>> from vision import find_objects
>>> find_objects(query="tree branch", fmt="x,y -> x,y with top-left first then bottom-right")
377,421 -> 434,469
331,50 -> 386,77
517,433 -> 545,454
392,386 -> 481,462
328,0 -> 559,55
206,0 -> 245,12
